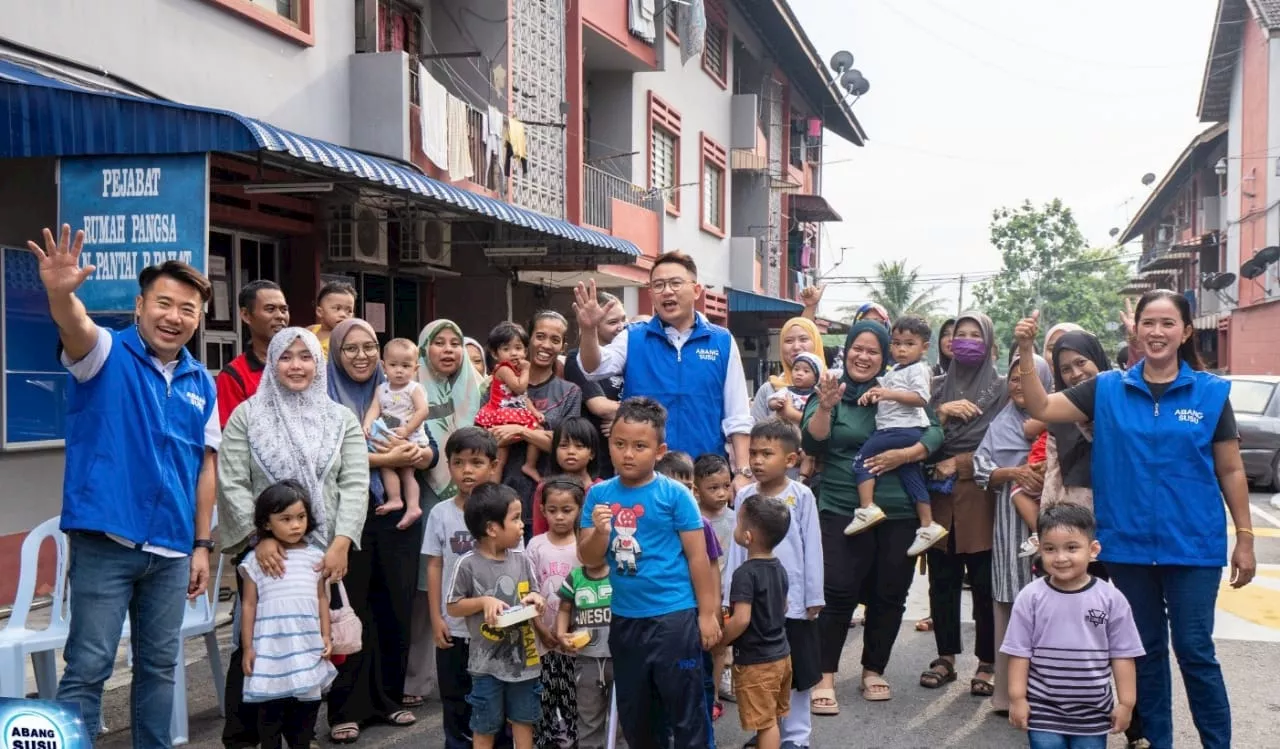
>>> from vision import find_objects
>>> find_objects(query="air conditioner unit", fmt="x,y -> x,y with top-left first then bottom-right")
1156,224 -> 1175,244
401,219 -> 452,268
326,203 -> 387,265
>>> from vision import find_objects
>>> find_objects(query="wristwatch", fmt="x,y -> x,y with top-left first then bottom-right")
733,467 -> 753,480
193,539 -> 215,552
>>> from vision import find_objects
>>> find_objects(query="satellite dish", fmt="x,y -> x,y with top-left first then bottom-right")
1241,257 -> 1267,279
830,51 -> 855,74
1202,272 -> 1236,291
1109,227 -> 1120,238
1256,245 -> 1280,265
841,70 -> 870,97
1141,173 -> 1157,186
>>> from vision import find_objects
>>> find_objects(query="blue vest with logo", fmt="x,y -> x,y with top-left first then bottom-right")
621,314 -> 732,457
1091,361 -> 1231,567
61,326 -> 216,551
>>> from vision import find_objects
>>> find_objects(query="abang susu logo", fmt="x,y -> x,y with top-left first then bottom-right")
5,711 -> 64,749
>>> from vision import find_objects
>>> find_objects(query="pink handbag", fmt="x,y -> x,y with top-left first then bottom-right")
329,582 -> 363,656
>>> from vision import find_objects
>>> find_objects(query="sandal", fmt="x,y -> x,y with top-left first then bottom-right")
970,664 -> 995,697
384,709 -> 416,726
712,701 -> 724,721
919,658 -> 957,689
329,723 -> 359,744
810,686 -> 840,715
401,695 -> 425,708
860,673 -> 892,702
915,617 -> 933,632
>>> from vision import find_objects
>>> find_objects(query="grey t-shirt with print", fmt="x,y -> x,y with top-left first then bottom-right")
423,499 -> 475,640
447,549 -> 542,682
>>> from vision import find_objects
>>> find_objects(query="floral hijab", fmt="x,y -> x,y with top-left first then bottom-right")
418,319 -> 484,499
245,327 -> 346,543
769,316 -> 826,389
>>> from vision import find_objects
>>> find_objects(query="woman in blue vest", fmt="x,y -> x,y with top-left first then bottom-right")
325,318 -> 437,743
1013,290 -> 1255,749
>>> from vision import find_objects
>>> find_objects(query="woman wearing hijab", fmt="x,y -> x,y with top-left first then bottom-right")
933,318 -> 955,377
919,312 -> 1007,696
972,351 -> 1053,713
216,328 -> 370,747
464,337 -> 488,378
802,321 -> 945,711
1041,331 -> 1110,510
1041,322 -> 1084,363
853,302 -> 890,325
751,316 -> 826,423
326,318 -> 436,743
399,320 -> 484,708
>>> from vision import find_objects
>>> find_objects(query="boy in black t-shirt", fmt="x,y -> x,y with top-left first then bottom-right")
722,495 -> 793,749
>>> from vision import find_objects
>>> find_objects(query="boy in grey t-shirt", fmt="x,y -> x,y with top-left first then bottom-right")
447,483 -> 545,748
846,316 -> 946,557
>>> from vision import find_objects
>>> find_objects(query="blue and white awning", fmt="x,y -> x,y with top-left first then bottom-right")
0,57 -> 639,260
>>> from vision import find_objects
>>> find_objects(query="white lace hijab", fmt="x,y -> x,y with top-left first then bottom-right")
245,327 -> 347,543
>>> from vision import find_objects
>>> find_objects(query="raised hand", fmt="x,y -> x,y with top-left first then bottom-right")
816,371 -> 846,410
799,283 -> 826,308
1120,297 -> 1136,338
572,279 -> 605,330
27,225 -> 94,297
1013,310 -> 1040,347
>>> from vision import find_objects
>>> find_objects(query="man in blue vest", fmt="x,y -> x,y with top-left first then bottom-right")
28,225 -> 219,747
574,251 -> 754,492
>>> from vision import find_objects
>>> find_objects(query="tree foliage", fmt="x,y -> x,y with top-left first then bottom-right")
841,259 -> 944,322
974,199 -> 1130,352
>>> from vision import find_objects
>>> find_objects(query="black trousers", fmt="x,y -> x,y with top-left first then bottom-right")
256,698 -> 322,749
611,609 -> 707,749
327,504 -> 423,727
222,551 -> 257,749
926,538 -> 994,663
815,512 -> 917,674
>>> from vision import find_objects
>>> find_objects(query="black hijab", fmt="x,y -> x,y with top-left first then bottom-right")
933,311 -> 1007,456
840,320 -> 891,405
934,318 -> 955,376
1050,331 -> 1111,488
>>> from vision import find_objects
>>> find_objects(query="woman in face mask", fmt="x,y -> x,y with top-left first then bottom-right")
918,312 -> 1008,697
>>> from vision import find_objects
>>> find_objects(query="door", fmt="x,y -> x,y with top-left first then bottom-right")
202,229 -> 282,372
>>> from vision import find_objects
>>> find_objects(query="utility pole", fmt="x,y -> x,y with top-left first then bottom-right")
957,274 -> 965,315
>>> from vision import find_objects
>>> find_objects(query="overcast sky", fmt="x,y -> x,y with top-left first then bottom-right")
795,0 -> 1218,319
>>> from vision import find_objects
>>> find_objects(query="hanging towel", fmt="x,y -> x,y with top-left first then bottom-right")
487,105 -> 505,159
507,118 -> 528,161
445,94 -> 474,180
678,0 -> 707,65
418,64 -> 449,171
628,0 -> 657,43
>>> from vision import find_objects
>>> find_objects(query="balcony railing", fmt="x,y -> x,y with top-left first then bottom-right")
583,165 -> 659,230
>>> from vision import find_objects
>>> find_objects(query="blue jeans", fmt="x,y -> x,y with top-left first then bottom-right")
852,427 -> 929,503
1106,563 -> 1230,749
56,532 -> 190,748
1027,731 -> 1107,749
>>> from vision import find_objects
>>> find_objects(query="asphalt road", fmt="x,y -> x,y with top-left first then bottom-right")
95,491 -> 1280,748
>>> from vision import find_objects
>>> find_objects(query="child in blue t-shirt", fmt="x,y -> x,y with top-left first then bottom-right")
579,398 -> 721,749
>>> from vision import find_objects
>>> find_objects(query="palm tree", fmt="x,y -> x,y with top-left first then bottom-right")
841,260 -> 943,322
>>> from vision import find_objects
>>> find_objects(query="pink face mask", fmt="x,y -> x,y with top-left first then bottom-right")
950,337 -> 988,366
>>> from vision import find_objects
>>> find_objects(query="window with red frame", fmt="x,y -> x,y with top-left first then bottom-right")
702,22 -> 728,85
649,94 -> 683,213
205,0 -> 314,44
700,135 -> 727,235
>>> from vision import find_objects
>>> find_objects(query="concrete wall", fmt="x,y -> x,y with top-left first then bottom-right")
1239,16 -> 1270,308
0,0 -> 358,145
1227,46 -> 1244,283
427,0 -> 508,110
585,72 -> 636,182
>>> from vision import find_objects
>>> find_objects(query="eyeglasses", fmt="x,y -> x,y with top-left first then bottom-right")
649,278 -> 688,293
340,342 -> 381,357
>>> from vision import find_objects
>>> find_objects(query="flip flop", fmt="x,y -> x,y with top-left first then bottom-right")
401,695 -> 425,708
860,674 -> 892,702
329,723 -> 359,744
810,686 -> 839,715
384,709 -> 416,726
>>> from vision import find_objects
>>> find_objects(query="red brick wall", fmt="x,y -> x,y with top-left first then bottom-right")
1229,301 -> 1280,374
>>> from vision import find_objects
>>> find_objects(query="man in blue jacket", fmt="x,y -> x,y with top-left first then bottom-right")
574,251 -> 754,493
28,225 -> 219,747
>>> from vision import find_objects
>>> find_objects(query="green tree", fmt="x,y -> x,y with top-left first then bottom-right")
841,259 -> 944,322
974,199 -> 1130,352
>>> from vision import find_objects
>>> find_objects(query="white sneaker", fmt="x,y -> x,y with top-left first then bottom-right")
844,505 -> 887,535
1018,534 -> 1040,558
719,669 -> 735,702
907,523 -> 948,556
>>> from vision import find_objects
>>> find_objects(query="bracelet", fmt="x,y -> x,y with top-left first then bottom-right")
1237,528 -> 1255,536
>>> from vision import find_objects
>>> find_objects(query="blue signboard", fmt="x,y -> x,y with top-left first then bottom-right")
58,154 -> 209,312
0,697 -> 90,748
2,248 -> 131,448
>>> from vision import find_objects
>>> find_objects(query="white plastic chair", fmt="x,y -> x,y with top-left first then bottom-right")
169,534 -> 227,744
0,516 -> 71,699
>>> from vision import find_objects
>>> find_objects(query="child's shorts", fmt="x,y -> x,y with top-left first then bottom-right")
466,674 -> 543,735
732,656 -> 792,732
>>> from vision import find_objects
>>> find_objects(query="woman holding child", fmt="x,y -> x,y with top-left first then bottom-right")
325,318 -> 437,743
217,327 -> 371,748
401,319 -> 485,708
1013,292 -> 1255,749
750,316 -> 825,424
802,320 -> 945,711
